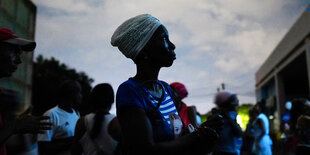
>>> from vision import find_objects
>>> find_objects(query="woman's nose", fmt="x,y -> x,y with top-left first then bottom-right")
169,41 -> 176,50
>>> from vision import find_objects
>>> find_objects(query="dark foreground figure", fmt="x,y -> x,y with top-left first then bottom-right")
0,28 -> 51,155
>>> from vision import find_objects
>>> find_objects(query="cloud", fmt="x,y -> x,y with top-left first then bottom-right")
32,0 -> 309,114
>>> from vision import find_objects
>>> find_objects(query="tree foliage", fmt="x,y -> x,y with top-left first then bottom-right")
32,55 -> 94,115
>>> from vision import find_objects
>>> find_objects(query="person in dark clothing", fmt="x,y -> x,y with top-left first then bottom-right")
212,91 -> 243,155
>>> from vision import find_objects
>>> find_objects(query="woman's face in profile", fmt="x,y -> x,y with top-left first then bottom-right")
143,25 -> 176,67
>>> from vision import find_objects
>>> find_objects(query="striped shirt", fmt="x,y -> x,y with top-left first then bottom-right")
116,78 -> 179,142
144,85 -> 179,125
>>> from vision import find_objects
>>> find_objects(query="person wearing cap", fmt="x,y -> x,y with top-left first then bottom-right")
111,14 -> 224,155
0,28 -> 51,155
170,82 -> 199,130
0,28 -> 36,77
212,91 -> 243,155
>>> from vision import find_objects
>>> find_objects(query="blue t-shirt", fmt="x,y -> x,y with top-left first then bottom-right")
116,78 -> 179,142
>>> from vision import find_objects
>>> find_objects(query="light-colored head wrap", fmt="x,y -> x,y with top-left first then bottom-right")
111,14 -> 162,59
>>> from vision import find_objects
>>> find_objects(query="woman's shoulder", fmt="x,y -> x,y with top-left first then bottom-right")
117,78 -> 141,94
258,113 -> 268,119
116,78 -> 145,109
118,78 -> 139,89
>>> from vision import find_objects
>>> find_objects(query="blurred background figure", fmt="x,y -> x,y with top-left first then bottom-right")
170,82 -> 199,130
37,80 -> 81,155
72,83 -> 120,155
295,115 -> 310,155
241,106 -> 257,155
212,91 -> 243,155
289,99 -> 310,134
251,103 -> 272,155
283,98 -> 310,154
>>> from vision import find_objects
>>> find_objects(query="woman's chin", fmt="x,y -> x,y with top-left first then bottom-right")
163,61 -> 174,67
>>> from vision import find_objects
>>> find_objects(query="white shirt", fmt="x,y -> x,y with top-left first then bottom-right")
79,113 -> 118,155
37,106 -> 80,155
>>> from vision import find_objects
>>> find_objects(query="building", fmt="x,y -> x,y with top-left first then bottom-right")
0,0 -> 36,112
255,6 -> 310,132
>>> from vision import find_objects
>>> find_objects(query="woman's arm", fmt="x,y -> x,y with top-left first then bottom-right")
108,117 -> 121,142
257,119 -> 266,142
118,107 -> 221,155
71,117 -> 86,155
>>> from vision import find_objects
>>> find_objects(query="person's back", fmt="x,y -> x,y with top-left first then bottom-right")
218,111 -> 242,154
79,113 -> 118,155
72,83 -> 120,155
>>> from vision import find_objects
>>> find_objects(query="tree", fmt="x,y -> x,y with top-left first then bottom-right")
32,55 -> 94,116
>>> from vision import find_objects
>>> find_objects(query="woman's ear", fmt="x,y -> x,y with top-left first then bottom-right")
133,51 -> 147,64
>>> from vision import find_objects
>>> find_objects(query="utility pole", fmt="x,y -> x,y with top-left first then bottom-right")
221,83 -> 225,90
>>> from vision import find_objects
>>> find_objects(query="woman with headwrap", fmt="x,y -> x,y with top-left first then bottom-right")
111,14 -> 223,155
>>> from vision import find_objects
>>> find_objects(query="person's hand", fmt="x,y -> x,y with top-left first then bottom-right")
14,115 -> 52,134
204,114 -> 224,134
192,114 -> 224,142
191,115 -> 224,153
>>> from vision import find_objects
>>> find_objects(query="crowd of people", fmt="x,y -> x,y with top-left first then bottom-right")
0,14 -> 310,155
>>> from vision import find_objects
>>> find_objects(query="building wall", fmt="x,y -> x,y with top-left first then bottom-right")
0,0 -> 36,112
255,6 -> 310,133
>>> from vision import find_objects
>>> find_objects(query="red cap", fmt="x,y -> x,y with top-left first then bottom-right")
0,28 -> 36,51
0,28 -> 19,40
170,82 -> 188,99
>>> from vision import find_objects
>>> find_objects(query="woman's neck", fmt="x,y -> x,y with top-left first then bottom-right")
134,63 -> 160,82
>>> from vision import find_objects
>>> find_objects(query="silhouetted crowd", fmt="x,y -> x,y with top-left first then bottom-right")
1,14 -> 310,155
